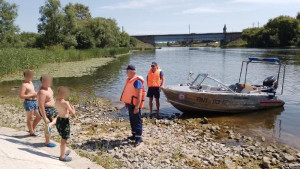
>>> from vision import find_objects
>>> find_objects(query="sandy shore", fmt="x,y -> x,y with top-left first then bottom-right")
1,97 -> 300,169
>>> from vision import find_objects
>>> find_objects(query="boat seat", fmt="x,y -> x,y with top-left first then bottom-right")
241,88 -> 252,93
229,83 -> 255,93
229,84 -> 238,92
201,85 -> 211,91
210,86 -> 222,91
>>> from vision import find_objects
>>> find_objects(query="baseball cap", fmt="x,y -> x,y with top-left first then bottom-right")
126,65 -> 136,71
151,62 -> 158,67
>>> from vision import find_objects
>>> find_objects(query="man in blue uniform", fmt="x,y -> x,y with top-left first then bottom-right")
120,65 -> 145,147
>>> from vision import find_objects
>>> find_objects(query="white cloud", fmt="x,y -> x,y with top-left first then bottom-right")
182,7 -> 224,14
100,0 -> 161,10
100,0 -> 189,10
233,0 -> 300,4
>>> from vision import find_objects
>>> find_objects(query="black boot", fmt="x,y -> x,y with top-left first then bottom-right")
127,135 -> 135,140
134,139 -> 143,147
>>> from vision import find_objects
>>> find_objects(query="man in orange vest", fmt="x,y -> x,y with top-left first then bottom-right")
147,62 -> 165,118
120,65 -> 145,147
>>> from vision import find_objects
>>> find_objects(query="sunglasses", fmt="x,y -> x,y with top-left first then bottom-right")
151,65 -> 155,67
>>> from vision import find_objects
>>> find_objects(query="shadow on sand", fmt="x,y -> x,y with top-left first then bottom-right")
0,134 -> 57,160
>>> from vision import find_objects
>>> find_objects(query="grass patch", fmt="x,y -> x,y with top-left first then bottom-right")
131,47 -> 155,51
182,154 -> 202,168
68,88 -> 93,104
224,38 -> 247,48
0,47 -> 129,77
94,154 -> 123,169
172,147 -> 182,161
78,150 -> 123,169
0,96 -> 23,109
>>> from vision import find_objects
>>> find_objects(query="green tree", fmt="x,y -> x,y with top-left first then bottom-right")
242,15 -> 300,47
130,37 -> 137,47
73,3 -> 91,20
297,12 -> 300,20
38,0 -> 65,47
265,16 -> 300,46
241,28 -> 262,47
119,31 -> 130,47
62,34 -> 77,49
18,32 -> 40,48
76,31 -> 94,49
0,0 -> 19,47
63,3 -> 91,34
86,17 -> 120,48
62,3 -> 91,49
63,3 -> 78,34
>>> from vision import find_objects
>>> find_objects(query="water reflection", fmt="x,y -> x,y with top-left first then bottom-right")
208,108 -> 283,130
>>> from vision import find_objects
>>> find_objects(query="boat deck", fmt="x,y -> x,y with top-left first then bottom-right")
166,85 -> 268,96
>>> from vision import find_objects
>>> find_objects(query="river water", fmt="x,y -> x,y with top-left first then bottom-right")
1,47 -> 300,148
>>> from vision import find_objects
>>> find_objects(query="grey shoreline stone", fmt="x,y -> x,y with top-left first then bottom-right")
1,98 -> 300,169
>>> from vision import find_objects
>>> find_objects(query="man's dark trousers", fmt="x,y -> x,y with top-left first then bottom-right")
128,104 -> 143,142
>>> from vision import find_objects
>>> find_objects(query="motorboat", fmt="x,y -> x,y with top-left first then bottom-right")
162,57 -> 286,113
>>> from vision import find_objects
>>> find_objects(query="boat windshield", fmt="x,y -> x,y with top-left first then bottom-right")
190,73 -> 234,92
191,74 -> 208,86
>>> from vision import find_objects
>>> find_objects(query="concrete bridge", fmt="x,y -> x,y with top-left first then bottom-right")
132,32 -> 242,46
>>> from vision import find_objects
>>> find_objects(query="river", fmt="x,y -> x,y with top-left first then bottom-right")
1,47 -> 300,149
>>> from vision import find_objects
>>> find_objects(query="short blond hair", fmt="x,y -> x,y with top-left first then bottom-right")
23,69 -> 33,77
40,75 -> 52,82
57,86 -> 69,96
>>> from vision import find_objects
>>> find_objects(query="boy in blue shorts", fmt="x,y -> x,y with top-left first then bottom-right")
19,70 -> 41,136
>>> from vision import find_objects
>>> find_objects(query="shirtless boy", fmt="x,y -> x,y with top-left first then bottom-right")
37,75 -> 58,147
55,86 -> 75,162
19,70 -> 41,136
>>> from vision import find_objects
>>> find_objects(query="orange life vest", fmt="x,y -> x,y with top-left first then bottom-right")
120,76 -> 146,108
147,68 -> 162,87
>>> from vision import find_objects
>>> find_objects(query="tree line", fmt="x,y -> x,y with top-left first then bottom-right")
0,0 -> 136,49
242,13 -> 300,48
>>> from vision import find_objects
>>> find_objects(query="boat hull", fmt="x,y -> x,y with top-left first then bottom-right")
162,86 -> 285,113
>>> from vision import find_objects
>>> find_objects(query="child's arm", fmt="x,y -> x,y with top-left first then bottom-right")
65,101 -> 76,115
38,91 -> 50,123
19,84 -> 36,99
49,115 -> 58,128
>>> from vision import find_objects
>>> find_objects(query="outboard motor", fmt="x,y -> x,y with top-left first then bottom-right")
262,76 -> 278,98
263,76 -> 278,89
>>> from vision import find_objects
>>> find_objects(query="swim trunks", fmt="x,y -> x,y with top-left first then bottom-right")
40,107 -> 58,136
23,99 -> 38,112
56,117 -> 70,139
147,87 -> 161,99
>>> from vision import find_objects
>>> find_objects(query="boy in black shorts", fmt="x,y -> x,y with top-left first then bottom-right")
55,87 -> 76,162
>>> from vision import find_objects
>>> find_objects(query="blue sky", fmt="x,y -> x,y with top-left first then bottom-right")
10,0 -> 300,35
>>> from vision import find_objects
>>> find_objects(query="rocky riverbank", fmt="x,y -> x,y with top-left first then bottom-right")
0,97 -> 300,169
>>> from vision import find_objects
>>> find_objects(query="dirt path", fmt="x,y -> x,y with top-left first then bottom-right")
0,127 -> 103,169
